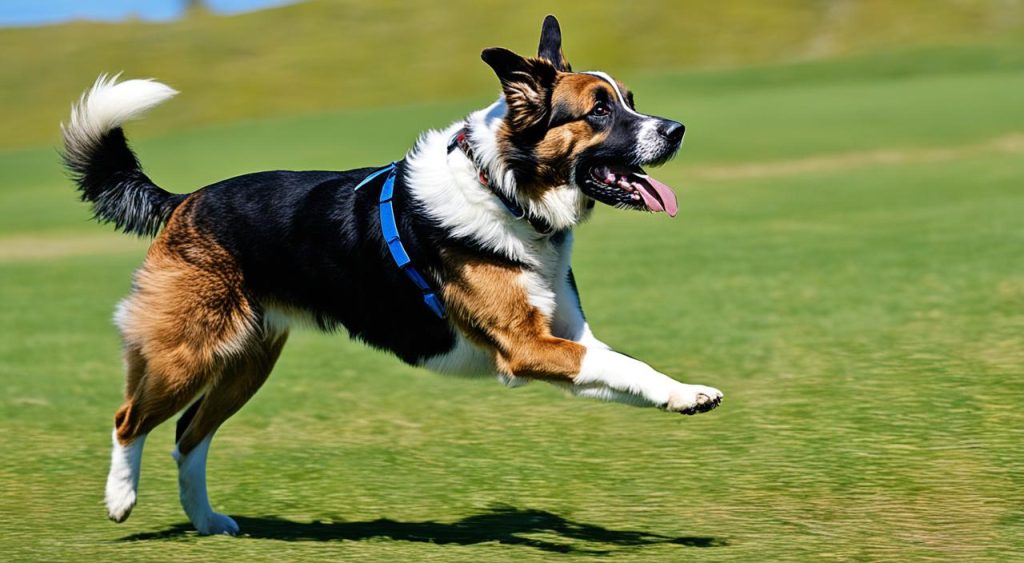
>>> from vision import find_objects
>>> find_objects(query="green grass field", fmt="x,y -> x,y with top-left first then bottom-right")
2,29 -> 1024,562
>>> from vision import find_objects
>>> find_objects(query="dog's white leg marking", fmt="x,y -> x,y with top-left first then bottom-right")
172,433 -> 239,536
575,348 -> 723,414
546,234 -> 720,413
105,428 -> 146,522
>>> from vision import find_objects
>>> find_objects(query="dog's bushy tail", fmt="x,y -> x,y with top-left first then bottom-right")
61,74 -> 185,237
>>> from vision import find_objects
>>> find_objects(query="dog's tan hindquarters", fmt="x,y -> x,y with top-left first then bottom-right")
104,197 -> 266,531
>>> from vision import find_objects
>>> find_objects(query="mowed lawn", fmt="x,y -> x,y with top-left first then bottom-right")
1,46 -> 1022,560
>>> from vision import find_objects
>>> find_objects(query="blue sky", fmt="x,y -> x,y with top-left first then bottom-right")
0,0 -> 296,27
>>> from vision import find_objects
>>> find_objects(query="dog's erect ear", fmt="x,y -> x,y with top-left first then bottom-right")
481,47 -> 558,132
537,15 -> 571,72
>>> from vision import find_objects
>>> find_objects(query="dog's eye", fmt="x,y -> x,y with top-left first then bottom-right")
590,102 -> 611,117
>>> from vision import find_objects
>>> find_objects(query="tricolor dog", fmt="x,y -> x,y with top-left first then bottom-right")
62,16 -> 722,535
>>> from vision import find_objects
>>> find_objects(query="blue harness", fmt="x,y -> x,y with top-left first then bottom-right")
354,162 -> 446,319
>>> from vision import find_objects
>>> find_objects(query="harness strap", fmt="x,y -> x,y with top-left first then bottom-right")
355,162 -> 446,319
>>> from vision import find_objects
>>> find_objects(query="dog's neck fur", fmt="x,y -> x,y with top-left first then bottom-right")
405,97 -> 591,266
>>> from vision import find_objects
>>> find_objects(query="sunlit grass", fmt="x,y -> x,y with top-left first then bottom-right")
1,42 -> 1022,560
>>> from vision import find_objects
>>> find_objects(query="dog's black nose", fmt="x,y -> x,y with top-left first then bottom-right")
658,120 -> 685,144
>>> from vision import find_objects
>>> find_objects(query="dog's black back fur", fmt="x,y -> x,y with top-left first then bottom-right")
187,163 -> 461,364
63,109 -> 512,365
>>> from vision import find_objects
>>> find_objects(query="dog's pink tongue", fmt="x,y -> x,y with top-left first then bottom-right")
635,174 -> 678,217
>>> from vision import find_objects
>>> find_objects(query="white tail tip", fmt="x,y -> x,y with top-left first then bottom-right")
62,73 -> 178,143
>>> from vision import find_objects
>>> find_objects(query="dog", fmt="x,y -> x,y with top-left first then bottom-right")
61,15 -> 722,535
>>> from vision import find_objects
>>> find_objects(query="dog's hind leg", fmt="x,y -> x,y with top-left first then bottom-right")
105,210 -> 258,524
105,343 -> 150,523
105,338 -> 212,523
172,325 -> 288,535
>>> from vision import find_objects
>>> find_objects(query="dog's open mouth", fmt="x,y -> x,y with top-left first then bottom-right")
582,163 -> 678,217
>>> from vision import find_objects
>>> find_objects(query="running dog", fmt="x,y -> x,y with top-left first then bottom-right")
62,16 -> 722,535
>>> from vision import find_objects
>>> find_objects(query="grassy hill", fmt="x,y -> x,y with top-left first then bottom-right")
1,0 -> 1022,150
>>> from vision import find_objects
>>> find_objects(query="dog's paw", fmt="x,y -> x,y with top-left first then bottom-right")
664,384 -> 723,415
105,479 -> 137,523
105,491 -> 136,523
194,512 -> 240,536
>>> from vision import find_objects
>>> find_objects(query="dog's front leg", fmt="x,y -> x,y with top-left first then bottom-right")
570,347 -> 722,414
441,252 -> 721,414
545,244 -> 721,412
494,338 -> 721,414
550,289 -> 721,412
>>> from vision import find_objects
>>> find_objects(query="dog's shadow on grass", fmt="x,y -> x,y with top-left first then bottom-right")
119,506 -> 725,554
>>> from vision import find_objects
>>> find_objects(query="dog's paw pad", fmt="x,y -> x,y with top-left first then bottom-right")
666,385 -> 723,415
680,393 -> 722,415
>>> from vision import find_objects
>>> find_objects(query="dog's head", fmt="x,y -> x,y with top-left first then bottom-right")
480,15 -> 683,217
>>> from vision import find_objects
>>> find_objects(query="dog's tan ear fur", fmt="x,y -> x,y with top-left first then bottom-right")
537,15 -> 571,72
481,47 -> 558,132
